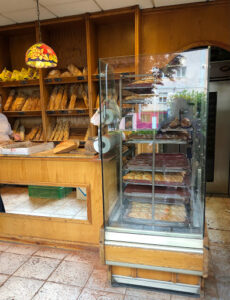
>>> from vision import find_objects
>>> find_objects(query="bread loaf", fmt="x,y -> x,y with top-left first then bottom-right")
11,92 -> 26,111
63,121 -> 70,140
48,86 -> 58,110
60,85 -> 68,109
47,69 -> 61,78
4,90 -> 16,111
67,64 -> 82,76
54,86 -> 64,110
68,85 -> 77,109
60,71 -> 71,77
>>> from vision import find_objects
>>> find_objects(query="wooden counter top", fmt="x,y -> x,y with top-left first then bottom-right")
0,148 -> 100,161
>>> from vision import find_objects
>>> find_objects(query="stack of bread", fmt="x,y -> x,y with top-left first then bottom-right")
4,90 -> 41,111
48,120 -> 70,141
47,64 -> 87,78
47,84 -> 88,110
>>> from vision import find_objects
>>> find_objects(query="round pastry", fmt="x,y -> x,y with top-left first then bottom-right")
181,117 -> 191,128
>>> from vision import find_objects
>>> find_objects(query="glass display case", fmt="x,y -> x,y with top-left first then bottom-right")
99,49 -> 209,294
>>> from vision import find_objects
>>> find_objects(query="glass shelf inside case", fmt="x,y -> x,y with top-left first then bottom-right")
99,49 -> 209,238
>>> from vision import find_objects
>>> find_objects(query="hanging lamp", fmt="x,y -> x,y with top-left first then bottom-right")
25,0 -> 57,68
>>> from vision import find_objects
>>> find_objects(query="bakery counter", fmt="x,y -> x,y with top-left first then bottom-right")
0,149 -> 115,250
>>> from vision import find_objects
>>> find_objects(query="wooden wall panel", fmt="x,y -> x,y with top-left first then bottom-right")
141,1 -> 230,54
43,21 -> 87,69
9,29 -> 36,70
97,21 -> 135,58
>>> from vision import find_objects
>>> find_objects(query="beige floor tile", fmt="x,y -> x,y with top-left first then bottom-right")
208,229 -> 230,245
170,295 -> 203,300
0,276 -> 44,300
204,275 -> 219,299
86,268 -> 126,294
0,252 -> 29,275
34,247 -> 69,259
210,245 -> 230,278
6,243 -> 40,255
64,249 -> 101,268
126,287 -> 170,300
0,242 -> 11,251
14,256 -> 60,280
78,288 -> 124,300
0,274 -> 8,286
216,278 -> 230,300
206,197 -> 230,230
48,260 -> 93,287
33,282 -> 82,300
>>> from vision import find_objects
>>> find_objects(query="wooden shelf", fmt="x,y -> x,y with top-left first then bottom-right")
0,80 -> 39,88
46,109 -> 89,116
44,76 -> 88,85
4,111 -> 42,117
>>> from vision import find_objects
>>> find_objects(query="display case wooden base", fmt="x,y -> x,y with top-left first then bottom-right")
103,243 -> 207,295
100,226 -> 209,296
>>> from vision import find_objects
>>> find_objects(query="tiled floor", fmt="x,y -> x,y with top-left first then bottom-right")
1,186 -> 87,220
0,196 -> 229,299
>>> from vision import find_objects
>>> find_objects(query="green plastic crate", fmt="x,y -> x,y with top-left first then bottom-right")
28,186 -> 73,199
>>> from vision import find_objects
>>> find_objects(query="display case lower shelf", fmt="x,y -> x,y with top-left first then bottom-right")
120,201 -> 190,228
125,139 -> 188,144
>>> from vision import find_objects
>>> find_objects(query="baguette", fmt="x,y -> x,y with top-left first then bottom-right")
60,85 -> 68,109
63,121 -> 70,140
34,126 -> 42,141
48,86 -> 58,110
4,89 -> 16,111
53,122 -> 62,141
21,97 -> 30,111
11,92 -> 26,111
68,85 -> 78,109
54,86 -> 64,110
82,90 -> 88,108
26,126 -> 39,140
50,123 -> 58,141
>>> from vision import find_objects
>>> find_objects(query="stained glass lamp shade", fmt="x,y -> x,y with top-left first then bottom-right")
25,42 -> 58,68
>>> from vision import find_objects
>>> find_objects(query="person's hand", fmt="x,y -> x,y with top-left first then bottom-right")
13,133 -> 21,141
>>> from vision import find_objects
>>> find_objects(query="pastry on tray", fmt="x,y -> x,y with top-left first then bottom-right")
156,131 -> 190,141
181,117 -> 191,128
127,202 -> 186,222
126,153 -> 189,170
123,171 -> 185,183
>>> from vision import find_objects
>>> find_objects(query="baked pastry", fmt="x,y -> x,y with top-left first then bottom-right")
60,85 -> 68,109
68,85 -> 78,109
127,202 -> 186,222
169,117 -> 180,128
48,86 -> 58,110
123,171 -> 185,183
4,89 -> 15,111
54,86 -> 64,110
60,71 -> 72,77
11,92 -> 26,111
47,69 -> 61,78
67,64 -> 82,76
181,118 -> 191,128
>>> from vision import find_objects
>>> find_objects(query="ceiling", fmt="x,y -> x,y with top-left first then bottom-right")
0,0 -> 209,27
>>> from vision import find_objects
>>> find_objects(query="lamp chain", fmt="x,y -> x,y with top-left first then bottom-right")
36,0 -> 42,42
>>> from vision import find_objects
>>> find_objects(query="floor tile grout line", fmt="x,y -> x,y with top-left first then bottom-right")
30,252 -> 69,300
0,249 -> 38,289
75,262 -> 96,300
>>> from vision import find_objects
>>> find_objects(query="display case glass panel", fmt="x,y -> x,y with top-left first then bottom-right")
99,49 -> 209,238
